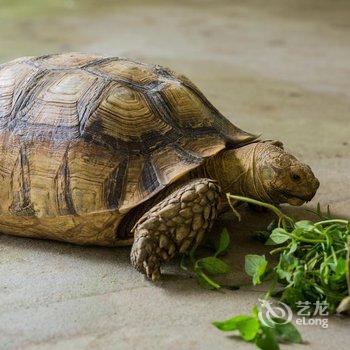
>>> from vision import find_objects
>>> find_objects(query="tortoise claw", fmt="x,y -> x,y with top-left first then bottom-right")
130,234 -> 162,280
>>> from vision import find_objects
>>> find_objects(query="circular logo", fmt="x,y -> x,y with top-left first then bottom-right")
258,298 -> 293,327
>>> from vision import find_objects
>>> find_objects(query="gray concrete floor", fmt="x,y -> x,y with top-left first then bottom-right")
0,1 -> 349,349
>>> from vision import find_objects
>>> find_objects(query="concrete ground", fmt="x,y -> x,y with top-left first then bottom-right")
0,0 -> 349,349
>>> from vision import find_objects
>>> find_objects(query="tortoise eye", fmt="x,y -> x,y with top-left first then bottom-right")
291,173 -> 301,182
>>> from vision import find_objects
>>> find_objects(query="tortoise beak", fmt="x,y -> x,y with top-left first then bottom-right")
304,176 -> 320,201
285,177 -> 320,206
287,197 -> 306,206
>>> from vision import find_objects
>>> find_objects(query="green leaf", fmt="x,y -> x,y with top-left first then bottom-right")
245,255 -> 268,285
212,315 -> 250,331
293,268 -> 303,286
195,269 -> 221,290
215,228 -> 230,256
212,306 -> 302,349
265,237 -> 278,245
272,319 -> 302,343
256,326 -> 280,350
335,257 -> 346,276
269,228 -> 290,244
288,241 -> 298,254
252,305 -> 259,317
213,315 -> 260,341
253,266 -> 267,285
237,317 -> 260,341
197,256 -> 230,274
245,255 -> 266,276
276,268 -> 292,283
295,220 -> 314,231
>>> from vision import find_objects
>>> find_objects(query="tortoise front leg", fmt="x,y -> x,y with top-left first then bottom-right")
130,178 -> 221,280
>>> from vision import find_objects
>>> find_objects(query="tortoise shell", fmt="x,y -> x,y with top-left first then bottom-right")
0,53 -> 255,246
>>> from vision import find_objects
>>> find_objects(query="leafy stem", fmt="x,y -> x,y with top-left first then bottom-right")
226,193 -> 294,230
290,235 -> 326,244
314,219 -> 349,226
181,228 -> 231,290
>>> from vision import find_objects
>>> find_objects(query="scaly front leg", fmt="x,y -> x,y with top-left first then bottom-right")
130,178 -> 220,280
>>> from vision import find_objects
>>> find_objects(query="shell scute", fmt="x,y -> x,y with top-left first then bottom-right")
150,144 -> 200,185
0,61 -> 40,126
31,52 -> 102,69
66,141 -> 126,215
160,80 -> 216,129
84,83 -> 172,142
85,58 -> 158,85
18,71 -> 97,130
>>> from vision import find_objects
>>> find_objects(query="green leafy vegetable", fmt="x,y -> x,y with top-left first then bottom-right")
227,194 -> 350,313
272,318 -> 302,343
213,314 -> 260,340
215,227 -> 230,256
269,228 -> 290,244
255,326 -> 280,350
192,195 -> 349,349
245,255 -> 268,285
181,228 -> 231,289
196,269 -> 221,290
213,305 -> 302,350
197,256 -> 230,274
235,317 -> 261,341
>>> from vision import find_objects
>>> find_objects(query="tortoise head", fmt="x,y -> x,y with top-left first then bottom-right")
215,140 -> 319,206
239,140 -> 320,205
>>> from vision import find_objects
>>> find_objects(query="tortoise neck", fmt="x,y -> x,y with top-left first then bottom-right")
203,149 -> 246,193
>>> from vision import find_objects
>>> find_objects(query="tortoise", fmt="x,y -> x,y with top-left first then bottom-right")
0,53 -> 319,280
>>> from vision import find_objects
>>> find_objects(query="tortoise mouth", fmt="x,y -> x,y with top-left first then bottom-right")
276,190 -> 313,206
286,196 -> 306,206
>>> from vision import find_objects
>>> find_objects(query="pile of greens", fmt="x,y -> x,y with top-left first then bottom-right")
228,194 -> 350,313
181,194 -> 349,350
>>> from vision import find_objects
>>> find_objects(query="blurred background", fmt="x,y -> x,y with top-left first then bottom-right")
0,1 -> 349,349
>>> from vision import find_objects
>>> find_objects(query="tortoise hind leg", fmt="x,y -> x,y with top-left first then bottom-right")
130,178 -> 220,280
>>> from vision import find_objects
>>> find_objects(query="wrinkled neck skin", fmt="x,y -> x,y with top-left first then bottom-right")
205,144 -> 260,198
